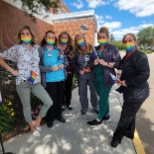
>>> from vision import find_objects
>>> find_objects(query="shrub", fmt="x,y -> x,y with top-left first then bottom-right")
0,99 -> 16,133
140,50 -> 153,54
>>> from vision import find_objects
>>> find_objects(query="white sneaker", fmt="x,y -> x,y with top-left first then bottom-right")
32,130 -> 40,137
36,126 -> 41,132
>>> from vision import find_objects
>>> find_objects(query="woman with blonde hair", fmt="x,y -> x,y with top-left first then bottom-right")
0,25 -> 53,137
58,31 -> 74,110
72,34 -> 98,115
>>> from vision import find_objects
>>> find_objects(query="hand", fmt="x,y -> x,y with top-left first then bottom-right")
98,59 -> 107,66
58,64 -> 64,69
94,59 -> 99,65
52,66 -> 59,71
12,70 -> 19,76
117,80 -> 127,87
83,68 -> 91,73
79,70 -> 84,75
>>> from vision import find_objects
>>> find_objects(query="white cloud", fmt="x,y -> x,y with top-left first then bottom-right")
95,14 -> 105,25
105,15 -> 112,19
101,21 -> 122,30
115,0 -> 154,17
71,0 -> 84,9
86,0 -> 106,8
112,23 -> 153,40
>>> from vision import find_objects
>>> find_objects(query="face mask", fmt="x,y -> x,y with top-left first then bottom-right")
98,38 -> 107,45
124,43 -> 135,52
21,36 -> 32,44
46,38 -> 55,46
77,39 -> 85,47
60,39 -> 68,45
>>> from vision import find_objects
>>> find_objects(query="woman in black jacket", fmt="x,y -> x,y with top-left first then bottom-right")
111,33 -> 150,147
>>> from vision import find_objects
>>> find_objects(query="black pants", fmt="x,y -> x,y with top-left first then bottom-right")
113,100 -> 144,141
45,81 -> 65,123
64,75 -> 73,106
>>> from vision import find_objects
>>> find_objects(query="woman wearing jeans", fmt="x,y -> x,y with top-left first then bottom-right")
0,25 -> 53,137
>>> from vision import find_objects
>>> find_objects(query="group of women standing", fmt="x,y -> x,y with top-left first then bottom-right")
0,25 -> 150,148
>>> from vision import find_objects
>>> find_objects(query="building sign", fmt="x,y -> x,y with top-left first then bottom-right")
80,24 -> 89,32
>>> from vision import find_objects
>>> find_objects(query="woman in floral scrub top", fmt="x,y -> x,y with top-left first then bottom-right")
0,25 -> 53,137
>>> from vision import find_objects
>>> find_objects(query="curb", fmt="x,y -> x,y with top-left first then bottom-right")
133,129 -> 146,154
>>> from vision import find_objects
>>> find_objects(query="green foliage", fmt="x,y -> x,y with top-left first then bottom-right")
0,99 -> 16,133
140,50 -> 153,54
111,41 -> 125,50
15,0 -> 60,21
72,74 -> 78,89
137,26 -> 154,46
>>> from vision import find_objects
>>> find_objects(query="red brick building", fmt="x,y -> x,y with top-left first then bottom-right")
0,0 -> 97,50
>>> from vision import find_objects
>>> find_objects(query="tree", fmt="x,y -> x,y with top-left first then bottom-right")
110,34 -> 115,42
15,0 -> 60,21
137,26 -> 154,46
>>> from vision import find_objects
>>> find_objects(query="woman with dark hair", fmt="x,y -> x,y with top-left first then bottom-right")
0,25 -> 53,137
39,30 -> 68,128
72,34 -> 98,115
58,31 -> 74,110
111,33 -> 150,147
87,27 -> 121,126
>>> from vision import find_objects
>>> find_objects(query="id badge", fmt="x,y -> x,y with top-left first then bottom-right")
84,55 -> 90,62
48,53 -> 52,56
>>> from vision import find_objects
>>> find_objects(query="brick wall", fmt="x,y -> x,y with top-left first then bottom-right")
0,1 -> 53,50
53,19 -> 96,45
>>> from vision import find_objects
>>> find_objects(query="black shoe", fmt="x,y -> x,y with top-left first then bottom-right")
93,109 -> 99,114
81,110 -> 86,115
56,117 -> 66,123
47,121 -> 53,128
110,138 -> 120,148
67,106 -> 73,110
61,106 -> 65,111
102,115 -> 111,122
87,119 -> 102,126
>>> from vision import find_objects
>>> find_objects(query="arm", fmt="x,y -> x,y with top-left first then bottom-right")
125,52 -> 150,87
0,57 -> 18,76
112,46 -> 121,68
99,46 -> 121,68
0,45 -> 18,76
38,47 -> 53,73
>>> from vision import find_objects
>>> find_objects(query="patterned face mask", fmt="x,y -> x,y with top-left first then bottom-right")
98,38 -> 107,45
46,38 -> 55,46
77,39 -> 85,47
60,39 -> 68,45
21,36 -> 32,44
124,43 -> 135,52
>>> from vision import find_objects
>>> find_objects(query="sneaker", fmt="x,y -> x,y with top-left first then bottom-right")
61,106 -> 65,111
87,119 -> 102,126
47,122 -> 53,128
81,109 -> 87,115
67,106 -> 73,110
110,137 -> 121,148
102,115 -> 111,122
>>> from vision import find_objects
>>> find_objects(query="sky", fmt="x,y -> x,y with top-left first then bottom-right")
63,0 -> 154,40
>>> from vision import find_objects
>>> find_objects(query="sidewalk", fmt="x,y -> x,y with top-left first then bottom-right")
3,86 -> 136,154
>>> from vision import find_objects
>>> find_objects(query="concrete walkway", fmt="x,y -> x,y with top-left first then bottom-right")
3,86 -> 136,154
